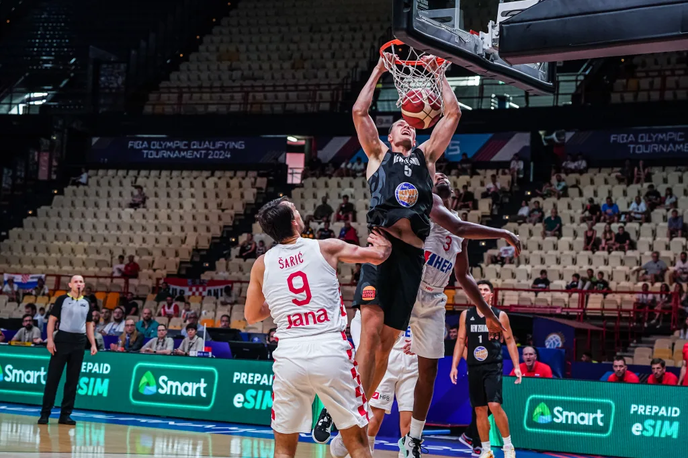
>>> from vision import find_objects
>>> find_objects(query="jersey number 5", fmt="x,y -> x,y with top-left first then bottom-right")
287,271 -> 312,306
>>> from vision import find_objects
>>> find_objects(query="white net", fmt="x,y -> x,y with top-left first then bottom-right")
381,41 -> 451,109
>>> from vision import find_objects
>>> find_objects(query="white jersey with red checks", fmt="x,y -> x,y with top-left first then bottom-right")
263,237 -> 346,341
421,217 -> 463,289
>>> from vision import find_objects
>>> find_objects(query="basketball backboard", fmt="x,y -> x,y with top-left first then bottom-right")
393,0 -> 556,94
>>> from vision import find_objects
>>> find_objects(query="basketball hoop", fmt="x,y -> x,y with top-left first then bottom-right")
379,39 -> 451,110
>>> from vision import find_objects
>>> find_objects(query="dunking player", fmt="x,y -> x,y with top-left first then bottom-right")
450,280 -> 522,458
351,53 -> 503,419
244,198 -> 391,458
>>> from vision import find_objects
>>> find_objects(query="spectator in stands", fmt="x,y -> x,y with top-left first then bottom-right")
301,216 -> 316,239
154,282 -> 172,302
31,278 -> 49,297
635,283 -> 654,326
510,153 -> 524,189
12,314 -> 43,344
25,303 -> 44,330
573,154 -> 588,173
92,309 -> 105,334
219,314 -> 230,328
335,195 -> 355,222
175,324 -> 204,356
673,252 -> 688,284
527,200 -> 544,224
580,198 -> 601,224
628,195 -> 648,222
159,296 -> 179,318
349,157 -> 366,177
110,319 -> 144,352
662,187 -> 678,209
306,155 -> 323,178
268,328 -> 278,344
484,174 -> 501,203
323,163 -> 335,178
457,153 -> 473,176
70,168 -> 88,187
601,197 -> 620,223
538,174 -> 566,198
99,309 -> 112,331
667,209 -> 684,239
583,222 -> 598,252
123,255 -> 140,278
237,234 -> 257,259
634,160 -> 651,184
599,223 -> 615,252
580,351 -> 595,363
593,271 -> 610,291
460,212 -> 468,222
561,154 -> 576,174
256,240 -> 267,256
120,292 -> 139,317
141,324 -> 174,355
84,286 -> 98,308
637,251 -> 668,283
510,346 -> 553,378
532,270 -> 551,290
101,307 -> 125,336
649,283 -> 672,327
613,225 -> 633,252
136,308 -> 159,338
352,263 -> 362,284
181,311 -> 208,339
2,277 -> 20,303
607,356 -> 639,383
220,285 -> 236,306
615,159 -> 633,184
35,306 -> 46,328
679,316 -> 688,339
648,358 -> 678,385
181,302 -> 192,322
129,185 -> 147,209
566,274 -> 584,290
338,220 -> 359,245
112,255 -> 126,277
542,208 -> 562,238
449,189 -> 461,211
313,196 -> 334,222
444,325 -> 458,356
493,245 -> 516,266
644,184 -> 661,210
316,221 -> 335,239
517,201 -> 530,222
456,185 -> 475,210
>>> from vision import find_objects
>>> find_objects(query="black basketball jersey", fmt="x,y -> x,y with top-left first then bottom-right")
466,307 -> 503,367
367,148 -> 433,241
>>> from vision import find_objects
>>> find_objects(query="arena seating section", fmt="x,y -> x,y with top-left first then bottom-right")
145,0 -> 389,114
612,52 -> 688,103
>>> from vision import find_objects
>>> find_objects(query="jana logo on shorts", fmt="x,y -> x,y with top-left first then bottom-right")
395,182 -> 419,208
130,363 -> 218,410
524,395 -> 615,437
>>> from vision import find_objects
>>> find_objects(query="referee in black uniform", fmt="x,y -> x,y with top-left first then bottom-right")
38,275 -> 97,425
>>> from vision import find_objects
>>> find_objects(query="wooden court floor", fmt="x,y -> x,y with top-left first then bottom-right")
0,412 -> 407,458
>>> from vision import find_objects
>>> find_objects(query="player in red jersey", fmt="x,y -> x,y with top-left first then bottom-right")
509,346 -> 553,378
606,356 -> 639,383
648,358 -> 678,385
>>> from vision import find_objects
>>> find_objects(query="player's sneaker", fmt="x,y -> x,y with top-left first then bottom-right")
458,433 -> 473,449
400,434 -> 425,458
503,446 -> 516,458
313,409 -> 334,444
329,434 -> 349,458
477,450 -> 494,458
471,446 -> 482,458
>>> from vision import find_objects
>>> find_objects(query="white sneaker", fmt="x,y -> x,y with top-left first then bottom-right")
478,450 -> 494,458
330,434 -> 349,458
503,446 -> 516,458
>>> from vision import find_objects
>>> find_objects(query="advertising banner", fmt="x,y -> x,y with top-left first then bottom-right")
0,346 -> 273,425
88,136 -> 285,165
163,278 -> 233,298
504,377 -> 687,458
564,126 -> 688,160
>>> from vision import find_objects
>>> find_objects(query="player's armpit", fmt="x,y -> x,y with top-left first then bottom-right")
244,256 -> 269,324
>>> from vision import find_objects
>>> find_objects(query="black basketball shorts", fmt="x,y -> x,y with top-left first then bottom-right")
352,235 -> 425,331
467,362 -> 503,407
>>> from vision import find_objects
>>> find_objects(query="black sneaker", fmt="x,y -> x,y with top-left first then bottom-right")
37,415 -> 49,425
58,416 -> 76,425
312,409 -> 333,443
401,434 -> 426,458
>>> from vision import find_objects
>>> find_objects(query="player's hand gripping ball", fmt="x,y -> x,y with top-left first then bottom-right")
401,88 -> 442,130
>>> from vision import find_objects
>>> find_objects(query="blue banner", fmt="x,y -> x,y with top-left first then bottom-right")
565,126 -> 688,159
88,136 -> 285,165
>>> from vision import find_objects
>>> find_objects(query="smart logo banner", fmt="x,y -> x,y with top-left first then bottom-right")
504,378 -> 686,458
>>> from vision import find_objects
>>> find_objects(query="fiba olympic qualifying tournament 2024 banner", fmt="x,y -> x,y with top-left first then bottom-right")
88,136 -> 286,164
564,126 -> 688,159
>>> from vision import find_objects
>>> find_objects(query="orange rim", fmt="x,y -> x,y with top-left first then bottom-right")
379,39 -> 447,67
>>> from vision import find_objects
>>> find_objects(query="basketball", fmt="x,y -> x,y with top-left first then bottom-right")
401,89 -> 442,130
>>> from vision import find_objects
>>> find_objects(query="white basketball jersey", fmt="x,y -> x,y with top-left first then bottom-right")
263,238 -> 347,341
421,217 -> 463,288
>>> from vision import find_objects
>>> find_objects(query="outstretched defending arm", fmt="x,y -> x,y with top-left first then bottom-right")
245,256 -> 270,325
352,56 -> 390,160
431,194 -> 521,255
419,60 -> 460,162
319,230 -> 391,266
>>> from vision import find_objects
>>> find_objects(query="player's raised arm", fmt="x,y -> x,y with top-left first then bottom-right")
431,194 -> 521,255
500,312 -> 522,384
419,60 -> 460,162
352,56 -> 390,160
450,310 -> 468,384
244,255 -> 270,325
319,230 -> 391,266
